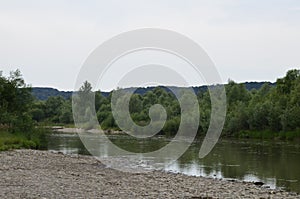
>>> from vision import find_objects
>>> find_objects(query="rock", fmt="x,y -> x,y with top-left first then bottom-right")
254,181 -> 264,186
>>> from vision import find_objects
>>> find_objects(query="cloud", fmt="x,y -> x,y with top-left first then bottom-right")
0,0 -> 299,90
290,7 -> 300,11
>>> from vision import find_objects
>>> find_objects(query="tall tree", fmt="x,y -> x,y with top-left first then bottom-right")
0,70 -> 33,132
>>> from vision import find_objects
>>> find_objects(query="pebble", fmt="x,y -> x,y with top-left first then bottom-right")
0,150 -> 299,199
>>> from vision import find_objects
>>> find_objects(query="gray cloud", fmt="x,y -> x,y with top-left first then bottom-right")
0,0 -> 299,90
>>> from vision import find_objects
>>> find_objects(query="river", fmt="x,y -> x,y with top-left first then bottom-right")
45,132 -> 300,193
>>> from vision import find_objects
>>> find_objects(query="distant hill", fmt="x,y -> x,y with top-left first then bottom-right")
121,82 -> 275,96
32,82 -> 275,100
31,87 -> 73,100
243,81 -> 275,91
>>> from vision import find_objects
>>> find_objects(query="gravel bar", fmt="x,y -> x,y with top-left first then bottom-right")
0,150 -> 299,199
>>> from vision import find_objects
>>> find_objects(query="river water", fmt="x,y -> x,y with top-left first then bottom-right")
45,132 -> 300,193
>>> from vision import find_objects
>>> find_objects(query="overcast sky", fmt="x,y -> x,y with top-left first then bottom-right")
1,0 -> 300,91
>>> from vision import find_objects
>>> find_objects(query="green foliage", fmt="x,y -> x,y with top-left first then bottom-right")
44,96 -> 64,122
27,69 -> 300,140
0,128 -> 47,151
226,80 -> 251,105
163,117 -> 180,136
0,70 -> 34,132
0,69 -> 49,151
72,81 -> 98,129
223,69 -> 300,139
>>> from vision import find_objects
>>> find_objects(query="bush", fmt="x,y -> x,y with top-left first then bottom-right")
0,128 -> 48,151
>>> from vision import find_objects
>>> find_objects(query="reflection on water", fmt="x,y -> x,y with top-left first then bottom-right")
46,133 -> 90,155
46,133 -> 300,193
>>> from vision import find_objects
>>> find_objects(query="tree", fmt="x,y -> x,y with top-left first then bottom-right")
44,96 -> 64,123
73,81 -> 97,129
129,94 -> 143,114
0,69 -> 34,132
276,69 -> 300,94
59,100 -> 73,124
226,80 -> 250,105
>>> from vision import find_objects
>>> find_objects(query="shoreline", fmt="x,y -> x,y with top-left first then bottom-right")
51,126 -> 124,134
51,126 -> 300,141
0,150 -> 298,198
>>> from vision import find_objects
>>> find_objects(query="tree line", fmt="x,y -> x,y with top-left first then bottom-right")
30,69 -> 300,139
1,69 -> 298,140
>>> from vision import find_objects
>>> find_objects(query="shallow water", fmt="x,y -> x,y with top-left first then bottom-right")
46,132 -> 300,193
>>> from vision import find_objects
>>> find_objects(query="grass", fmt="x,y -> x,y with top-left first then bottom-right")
237,129 -> 300,141
0,129 -> 48,151
278,130 -> 300,141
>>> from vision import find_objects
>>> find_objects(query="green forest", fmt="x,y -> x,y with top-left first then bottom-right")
1,69 -> 300,150
0,70 -> 47,150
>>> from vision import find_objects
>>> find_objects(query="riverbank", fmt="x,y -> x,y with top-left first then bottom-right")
52,126 -> 300,141
52,126 -> 124,134
0,150 -> 298,198
0,130 -> 47,151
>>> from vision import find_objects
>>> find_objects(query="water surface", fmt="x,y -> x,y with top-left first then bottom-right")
46,132 -> 300,193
